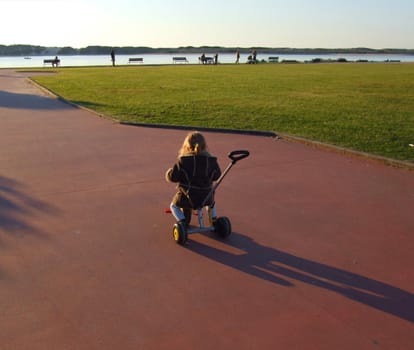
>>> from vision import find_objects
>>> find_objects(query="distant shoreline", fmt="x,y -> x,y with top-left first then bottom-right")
1,44 -> 414,57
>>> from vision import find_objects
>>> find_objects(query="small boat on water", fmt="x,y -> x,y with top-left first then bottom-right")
24,57 -> 32,59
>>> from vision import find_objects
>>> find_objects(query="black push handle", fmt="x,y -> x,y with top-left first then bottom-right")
228,150 -> 250,163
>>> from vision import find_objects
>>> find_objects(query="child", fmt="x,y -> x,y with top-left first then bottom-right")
165,131 -> 221,225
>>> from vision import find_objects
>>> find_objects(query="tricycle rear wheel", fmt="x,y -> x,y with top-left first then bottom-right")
214,217 -> 232,238
173,222 -> 187,245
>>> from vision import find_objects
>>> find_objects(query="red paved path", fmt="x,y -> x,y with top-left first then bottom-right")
0,69 -> 413,349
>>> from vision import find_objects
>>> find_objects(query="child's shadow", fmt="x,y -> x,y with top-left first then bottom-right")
187,232 -> 414,324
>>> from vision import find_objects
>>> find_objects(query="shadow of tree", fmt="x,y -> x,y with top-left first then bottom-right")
0,175 -> 59,237
0,90 -> 74,110
188,232 -> 414,323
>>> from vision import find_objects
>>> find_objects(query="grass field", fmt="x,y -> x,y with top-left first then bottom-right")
32,63 -> 414,162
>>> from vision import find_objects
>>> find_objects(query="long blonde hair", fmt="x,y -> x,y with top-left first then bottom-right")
179,131 -> 209,156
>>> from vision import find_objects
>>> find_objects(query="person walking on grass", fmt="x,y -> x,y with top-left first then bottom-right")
236,49 -> 240,64
110,49 -> 115,66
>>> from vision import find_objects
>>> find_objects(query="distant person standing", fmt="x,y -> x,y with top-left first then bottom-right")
110,49 -> 115,66
252,49 -> 257,62
235,49 -> 240,64
214,53 -> 218,65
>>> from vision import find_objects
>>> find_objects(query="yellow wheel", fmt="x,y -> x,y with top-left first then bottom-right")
173,226 -> 180,241
173,222 -> 187,245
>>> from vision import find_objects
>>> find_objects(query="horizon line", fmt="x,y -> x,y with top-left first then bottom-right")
1,44 -> 414,51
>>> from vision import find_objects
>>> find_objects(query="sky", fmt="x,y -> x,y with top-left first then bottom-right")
1,0 -> 413,49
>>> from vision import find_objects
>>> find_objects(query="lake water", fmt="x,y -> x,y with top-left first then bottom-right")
1,53 -> 413,68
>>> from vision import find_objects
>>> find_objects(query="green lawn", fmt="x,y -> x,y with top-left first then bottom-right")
32,63 -> 414,162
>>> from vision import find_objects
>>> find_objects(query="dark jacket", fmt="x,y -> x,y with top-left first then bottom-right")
166,152 -> 221,209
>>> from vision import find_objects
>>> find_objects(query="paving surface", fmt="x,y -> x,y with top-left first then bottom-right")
1,69 -> 413,350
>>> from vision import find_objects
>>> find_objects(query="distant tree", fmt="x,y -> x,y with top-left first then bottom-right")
0,44 -> 46,56
58,47 -> 79,55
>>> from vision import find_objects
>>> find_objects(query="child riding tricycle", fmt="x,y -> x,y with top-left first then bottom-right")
165,131 -> 249,245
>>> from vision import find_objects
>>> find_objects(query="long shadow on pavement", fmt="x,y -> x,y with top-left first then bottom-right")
0,90 -> 73,110
188,232 -> 414,324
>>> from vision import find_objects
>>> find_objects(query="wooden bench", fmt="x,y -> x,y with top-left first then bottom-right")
173,57 -> 188,64
128,57 -> 143,64
268,56 -> 279,63
43,59 -> 60,67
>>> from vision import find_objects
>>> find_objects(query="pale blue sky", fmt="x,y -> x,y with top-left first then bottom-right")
1,0 -> 413,48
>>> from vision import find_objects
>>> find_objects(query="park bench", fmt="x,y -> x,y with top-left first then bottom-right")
173,57 -> 188,64
128,57 -> 144,64
43,58 -> 60,67
281,59 -> 299,64
199,56 -> 214,64
268,56 -> 279,63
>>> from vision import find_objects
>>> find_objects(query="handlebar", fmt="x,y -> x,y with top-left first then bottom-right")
228,150 -> 250,163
